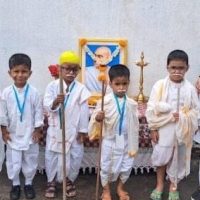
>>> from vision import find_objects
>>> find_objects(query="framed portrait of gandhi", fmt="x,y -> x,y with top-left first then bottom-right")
79,38 -> 127,105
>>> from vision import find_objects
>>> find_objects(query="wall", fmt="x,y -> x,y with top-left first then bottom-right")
0,0 -> 199,96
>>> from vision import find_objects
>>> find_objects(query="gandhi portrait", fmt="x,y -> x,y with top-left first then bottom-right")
84,46 -> 112,93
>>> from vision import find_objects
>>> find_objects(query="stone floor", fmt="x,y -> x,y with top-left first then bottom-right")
0,156 -> 199,200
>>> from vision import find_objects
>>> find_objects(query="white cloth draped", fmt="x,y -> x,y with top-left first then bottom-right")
193,95 -> 200,143
146,76 -> 199,181
89,92 -> 139,156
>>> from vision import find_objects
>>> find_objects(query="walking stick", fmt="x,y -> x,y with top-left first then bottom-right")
59,66 -> 67,200
174,86 -> 180,190
95,65 -> 107,200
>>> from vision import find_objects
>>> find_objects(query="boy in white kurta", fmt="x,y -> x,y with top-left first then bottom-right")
191,76 -> 200,200
0,54 -> 43,200
89,64 -> 139,200
146,50 -> 199,200
43,51 -> 91,198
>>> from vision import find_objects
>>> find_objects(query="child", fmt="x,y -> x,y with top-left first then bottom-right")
43,51 -> 91,198
191,76 -> 200,200
89,64 -> 139,200
146,50 -> 199,200
0,53 -> 43,200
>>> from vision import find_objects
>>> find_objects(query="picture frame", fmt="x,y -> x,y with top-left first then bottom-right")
79,38 -> 128,105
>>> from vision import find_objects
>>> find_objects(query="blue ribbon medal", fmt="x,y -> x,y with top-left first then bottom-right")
113,94 -> 126,135
13,84 -> 29,122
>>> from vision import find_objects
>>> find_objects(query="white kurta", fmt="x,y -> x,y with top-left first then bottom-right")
43,79 -> 91,182
89,93 -> 139,186
1,84 -> 43,185
146,77 -> 199,183
0,91 -> 5,172
1,84 -> 44,150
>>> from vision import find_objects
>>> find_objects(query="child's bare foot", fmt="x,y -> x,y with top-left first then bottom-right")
117,180 -> 130,200
101,188 -> 112,200
116,188 -> 130,200
169,182 -> 177,192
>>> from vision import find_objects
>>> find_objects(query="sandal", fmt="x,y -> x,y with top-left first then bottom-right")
45,181 -> 56,198
66,179 -> 76,197
168,191 -> 180,200
150,189 -> 163,200
117,191 -> 130,200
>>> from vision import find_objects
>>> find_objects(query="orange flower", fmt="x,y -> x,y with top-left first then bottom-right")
96,65 -> 107,81
79,38 -> 87,46
119,40 -> 127,47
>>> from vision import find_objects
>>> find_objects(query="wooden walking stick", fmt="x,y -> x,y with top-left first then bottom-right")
95,65 -> 107,200
173,86 -> 180,191
59,66 -> 67,200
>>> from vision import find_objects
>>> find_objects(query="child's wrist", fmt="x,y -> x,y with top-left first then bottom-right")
95,117 -> 102,122
52,100 -> 59,109
1,126 -> 8,134
150,129 -> 158,132
34,127 -> 42,131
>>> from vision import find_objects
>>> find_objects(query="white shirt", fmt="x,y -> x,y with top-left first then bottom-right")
166,81 -> 185,112
1,84 -> 43,150
43,80 -> 91,152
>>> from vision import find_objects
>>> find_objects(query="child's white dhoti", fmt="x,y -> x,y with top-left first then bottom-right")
100,135 -> 134,187
152,143 -> 186,183
6,144 -> 39,185
45,135 -> 84,183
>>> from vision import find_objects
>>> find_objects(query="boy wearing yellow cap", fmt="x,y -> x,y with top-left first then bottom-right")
43,51 -> 91,198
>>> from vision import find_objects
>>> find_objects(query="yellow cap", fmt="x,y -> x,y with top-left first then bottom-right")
59,51 -> 80,65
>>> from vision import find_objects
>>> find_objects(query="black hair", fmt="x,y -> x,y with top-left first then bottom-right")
167,50 -> 188,65
9,53 -> 31,70
108,64 -> 130,82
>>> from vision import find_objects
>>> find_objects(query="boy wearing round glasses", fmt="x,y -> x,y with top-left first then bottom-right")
146,50 -> 199,200
43,51 -> 91,198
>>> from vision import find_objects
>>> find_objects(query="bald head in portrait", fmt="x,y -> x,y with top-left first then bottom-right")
84,46 -> 112,93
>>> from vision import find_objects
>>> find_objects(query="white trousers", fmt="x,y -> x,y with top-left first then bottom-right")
151,143 -> 187,183
6,143 -> 39,186
100,136 -> 134,187
45,139 -> 83,183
